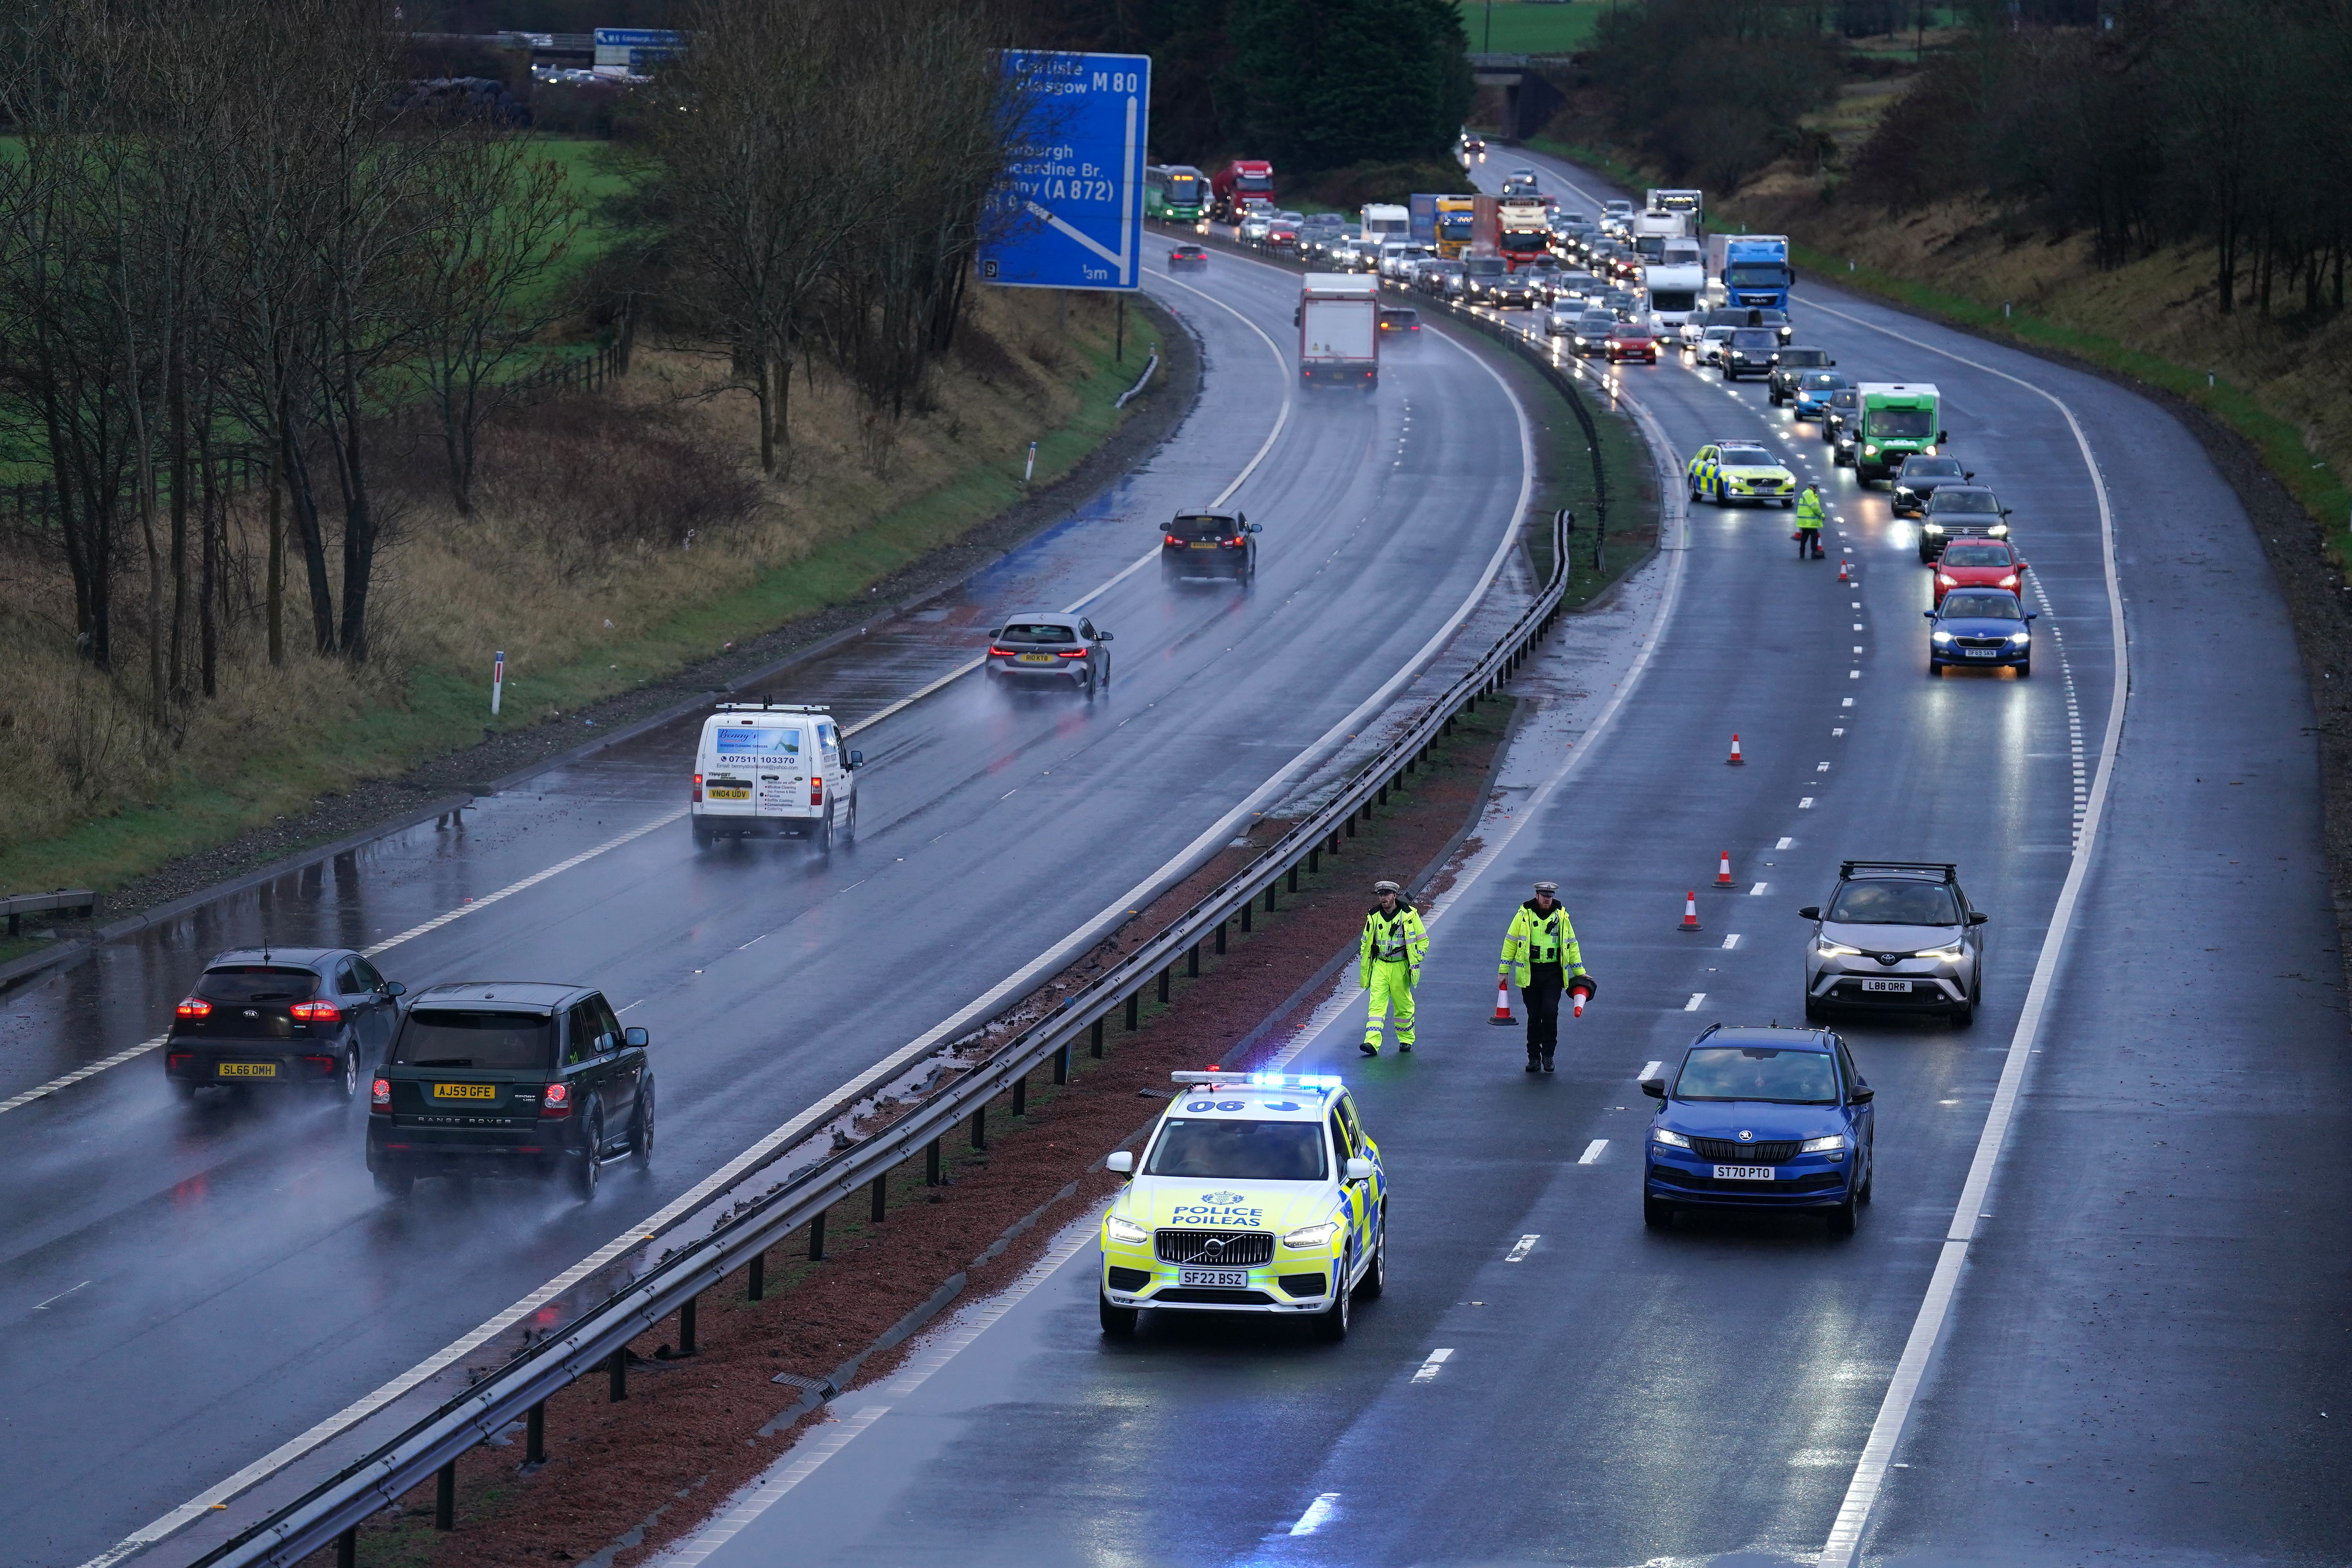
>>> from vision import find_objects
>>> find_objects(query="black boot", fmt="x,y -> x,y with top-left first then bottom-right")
1524,1047 -> 1541,1073
1541,1050 -> 1557,1073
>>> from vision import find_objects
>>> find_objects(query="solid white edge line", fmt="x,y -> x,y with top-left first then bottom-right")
88,258 -> 1535,1568
1809,297 -> 2129,1568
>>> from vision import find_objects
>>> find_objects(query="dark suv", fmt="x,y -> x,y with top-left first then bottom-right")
1891,455 -> 1974,518
1767,347 -> 1836,404
367,982 -> 653,1200
1161,509 -> 1260,582
1720,328 -> 1779,381
1916,485 -> 2013,562
167,948 -> 405,1101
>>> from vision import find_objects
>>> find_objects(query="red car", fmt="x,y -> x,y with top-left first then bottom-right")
1931,539 -> 2029,604
1169,245 -> 1208,272
1606,324 -> 1658,364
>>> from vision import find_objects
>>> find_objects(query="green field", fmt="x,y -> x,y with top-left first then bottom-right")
1456,0 -> 1607,55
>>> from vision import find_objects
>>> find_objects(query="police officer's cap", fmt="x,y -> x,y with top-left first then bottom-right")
1372,879 -> 1401,895
1532,880 -> 1559,894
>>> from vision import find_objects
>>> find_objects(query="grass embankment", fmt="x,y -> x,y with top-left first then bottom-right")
0,287 -> 1152,896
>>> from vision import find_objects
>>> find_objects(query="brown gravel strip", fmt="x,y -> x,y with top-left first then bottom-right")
311,696 -> 1518,1567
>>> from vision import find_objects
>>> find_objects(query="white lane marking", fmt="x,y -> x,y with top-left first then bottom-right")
1776,837 -> 1794,849
1808,298 -> 2130,1568
1848,669 -> 1860,679
1639,1060 -> 1662,1080
1842,697 -> 1854,706
1798,797 -> 1815,809
1817,762 -> 1832,772
1289,1494 -> 1343,1537
1410,1348 -> 1455,1384
1721,934 -> 1741,949
665,1216 -> 1097,1565
1749,882 -> 1768,895
2,809 -> 689,1118
1505,1234 -> 1539,1262
34,1281 -> 91,1310
1683,993 -> 1706,1011
1577,1139 -> 1608,1165
95,265 -> 1538,1568
1833,727 -> 1845,737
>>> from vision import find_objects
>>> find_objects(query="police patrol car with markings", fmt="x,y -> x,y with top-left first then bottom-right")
1098,1073 -> 1387,1341
1687,441 -> 1798,509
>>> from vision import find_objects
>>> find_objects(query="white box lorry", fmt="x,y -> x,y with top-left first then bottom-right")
1298,274 -> 1380,388
691,702 -> 859,850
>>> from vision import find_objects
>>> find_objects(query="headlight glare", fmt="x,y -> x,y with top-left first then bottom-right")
2010,631 -> 2031,646
1931,630 -> 1953,644
1799,1134 -> 1846,1153
1918,943 -> 1966,960
1818,941 -> 1865,956
1104,1215 -> 1149,1245
1652,1127 -> 1692,1148
1283,1220 -> 1343,1250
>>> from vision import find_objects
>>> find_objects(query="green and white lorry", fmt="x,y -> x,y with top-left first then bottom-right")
1853,382 -> 1946,484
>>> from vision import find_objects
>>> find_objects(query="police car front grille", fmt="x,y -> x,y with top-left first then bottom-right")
1690,1138 -> 1801,1163
1155,1230 -> 1273,1267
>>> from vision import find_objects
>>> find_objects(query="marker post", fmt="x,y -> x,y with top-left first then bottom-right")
491,651 -> 505,716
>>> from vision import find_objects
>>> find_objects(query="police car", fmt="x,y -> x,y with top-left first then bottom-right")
1687,441 -> 1798,509
1098,1072 -> 1387,1341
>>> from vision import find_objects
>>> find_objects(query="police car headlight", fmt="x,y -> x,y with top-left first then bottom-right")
1104,1216 -> 1149,1246
1282,1220 -> 1343,1250
1799,1134 -> 1847,1153
1651,1127 -> 1692,1149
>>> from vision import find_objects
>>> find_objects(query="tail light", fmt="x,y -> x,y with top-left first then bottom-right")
1164,534 -> 1184,546
539,1082 -> 572,1119
1056,649 -> 1088,659
289,1000 -> 341,1024
692,772 -> 703,804
370,1077 -> 390,1112
809,774 -> 822,808
989,645 -> 1018,657
1226,536 -> 1245,547
175,997 -> 211,1019
168,1053 -> 192,1070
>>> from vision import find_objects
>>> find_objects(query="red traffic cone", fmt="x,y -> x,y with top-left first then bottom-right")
1727,734 -> 1745,766
1569,973 -> 1597,1018
1716,850 -> 1734,887
1838,558 -> 1851,584
1680,891 -> 1702,931
1489,975 -> 1516,1025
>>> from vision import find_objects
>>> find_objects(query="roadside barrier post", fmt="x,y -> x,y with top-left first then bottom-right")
435,1461 -> 455,1530
809,1211 -> 827,1261
336,1527 -> 356,1568
1215,920 -> 1228,954
1158,967 -> 1171,1005
926,1138 -> 943,1184
1287,865 -> 1300,893
1188,942 -> 1201,978
1241,900 -> 1252,933
870,1172 -> 888,1222
1091,1018 -> 1105,1058
608,1348 -> 627,1402
526,1401 -> 544,1465
1125,993 -> 1140,1029
1012,1073 -> 1028,1117
1054,1044 -> 1070,1085
678,1293 -> 698,1356
748,1252 -> 765,1301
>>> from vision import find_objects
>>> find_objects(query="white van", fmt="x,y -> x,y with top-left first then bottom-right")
691,702 -> 859,851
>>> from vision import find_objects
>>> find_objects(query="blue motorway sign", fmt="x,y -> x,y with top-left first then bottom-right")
978,51 -> 1150,292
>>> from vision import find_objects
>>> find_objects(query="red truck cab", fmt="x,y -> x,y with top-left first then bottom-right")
1211,160 -> 1275,223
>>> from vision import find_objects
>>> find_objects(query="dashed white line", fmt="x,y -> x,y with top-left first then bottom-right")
1776,837 -> 1795,849
1577,1139 -> 1608,1165
1749,882 -> 1768,895
1640,1060 -> 1662,1080
1684,993 -> 1707,1011
1799,797 -> 1815,809
1410,1348 -> 1455,1384
1505,1235 -> 1540,1262
1289,1494 -> 1342,1536
1722,933 -> 1741,949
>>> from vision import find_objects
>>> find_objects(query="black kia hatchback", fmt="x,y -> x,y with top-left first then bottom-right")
366,982 -> 653,1201
166,947 -> 406,1101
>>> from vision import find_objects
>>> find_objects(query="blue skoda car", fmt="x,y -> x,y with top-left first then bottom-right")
1926,588 -> 2034,677
1641,1025 -> 1875,1234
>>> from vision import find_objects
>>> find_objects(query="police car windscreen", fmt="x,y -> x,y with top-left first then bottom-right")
393,1010 -> 557,1070
1674,1047 -> 1839,1105
1824,880 -> 1962,925
1145,1119 -> 1328,1181
1719,446 -> 1771,466
196,965 -> 320,1004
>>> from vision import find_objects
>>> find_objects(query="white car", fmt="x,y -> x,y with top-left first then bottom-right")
691,702 -> 858,851
1695,324 -> 1737,366
1097,1071 -> 1388,1340
1543,305 -> 1582,337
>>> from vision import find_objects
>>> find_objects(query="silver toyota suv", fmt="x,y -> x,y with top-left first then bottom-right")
1799,862 -> 1986,1026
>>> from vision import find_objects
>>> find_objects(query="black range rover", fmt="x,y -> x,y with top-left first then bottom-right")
367,982 -> 653,1200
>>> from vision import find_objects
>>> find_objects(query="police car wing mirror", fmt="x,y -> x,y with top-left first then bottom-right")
1345,1158 -> 1376,1182
1105,1151 -> 1134,1174
1639,1078 -> 1667,1100
1969,912 -> 1990,925
1797,906 -> 1821,920
624,1026 -> 649,1048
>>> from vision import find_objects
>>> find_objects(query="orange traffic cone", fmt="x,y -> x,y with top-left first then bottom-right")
1490,975 -> 1515,1025
1680,891 -> 1702,931
1716,850 -> 1734,887
1838,558 -> 1851,584
1727,734 -> 1745,766
1570,973 -> 1597,1017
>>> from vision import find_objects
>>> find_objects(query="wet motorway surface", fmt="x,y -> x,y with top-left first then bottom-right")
657,169 -> 2352,1567
0,254 -> 1540,1563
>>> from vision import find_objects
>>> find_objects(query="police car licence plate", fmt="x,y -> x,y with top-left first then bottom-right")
1711,1166 -> 1774,1181
1179,1268 -> 1250,1287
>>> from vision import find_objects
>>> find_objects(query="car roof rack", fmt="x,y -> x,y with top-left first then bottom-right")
1838,860 -> 1957,882
716,701 -> 830,714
